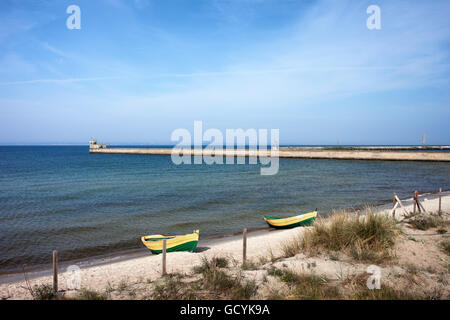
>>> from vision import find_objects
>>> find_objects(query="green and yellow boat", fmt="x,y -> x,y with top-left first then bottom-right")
141,230 -> 199,254
263,210 -> 317,229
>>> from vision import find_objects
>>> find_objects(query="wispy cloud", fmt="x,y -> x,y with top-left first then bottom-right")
0,77 -> 120,86
41,42 -> 67,58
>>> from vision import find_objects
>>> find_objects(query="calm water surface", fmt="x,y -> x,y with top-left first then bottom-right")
0,146 -> 449,273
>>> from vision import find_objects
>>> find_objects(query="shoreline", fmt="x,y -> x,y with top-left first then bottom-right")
1,190 -> 447,283
0,227 -> 272,283
1,190 -> 448,300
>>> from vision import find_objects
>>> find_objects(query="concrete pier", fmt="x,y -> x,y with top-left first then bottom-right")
89,143 -> 450,162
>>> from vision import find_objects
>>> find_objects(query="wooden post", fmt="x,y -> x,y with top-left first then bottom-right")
390,201 -> 399,218
394,194 -> 410,217
414,190 -> 426,214
414,190 -> 421,213
52,250 -> 58,294
243,228 -> 247,264
162,239 -> 167,276
439,188 -> 442,215
392,193 -> 397,218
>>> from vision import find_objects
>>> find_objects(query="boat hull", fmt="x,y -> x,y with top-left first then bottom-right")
141,230 -> 199,254
264,211 -> 317,229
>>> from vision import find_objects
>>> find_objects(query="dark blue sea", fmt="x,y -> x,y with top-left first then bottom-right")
0,146 -> 449,273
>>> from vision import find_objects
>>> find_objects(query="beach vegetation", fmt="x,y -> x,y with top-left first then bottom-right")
193,256 -> 228,274
293,274 -> 337,300
242,260 -> 258,270
342,273 -> 428,300
298,210 -> 399,263
152,257 -> 259,300
266,267 -> 337,299
408,215 -> 446,230
281,235 -> 302,258
151,274 -> 196,300
31,283 -> 55,300
267,266 -> 283,277
233,279 -> 258,299
266,288 -> 285,300
354,286 -> 422,300
76,288 -> 106,300
195,257 -> 259,299
441,239 -> 450,255
202,268 -> 236,292
117,279 -> 128,293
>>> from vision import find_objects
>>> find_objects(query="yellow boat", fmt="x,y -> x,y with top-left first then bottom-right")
141,230 -> 199,254
263,210 -> 317,229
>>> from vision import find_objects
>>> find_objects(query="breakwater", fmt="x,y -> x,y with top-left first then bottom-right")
89,144 -> 450,162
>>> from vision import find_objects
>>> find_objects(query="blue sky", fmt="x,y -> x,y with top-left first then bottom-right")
0,0 -> 449,145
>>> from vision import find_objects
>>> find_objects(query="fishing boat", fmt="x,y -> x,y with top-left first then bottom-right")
141,230 -> 199,254
263,210 -> 318,229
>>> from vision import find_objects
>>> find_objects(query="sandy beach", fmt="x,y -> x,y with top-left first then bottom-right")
1,192 -> 449,300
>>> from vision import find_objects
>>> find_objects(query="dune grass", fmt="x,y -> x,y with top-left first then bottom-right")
152,273 -> 197,300
193,256 -> 229,274
266,267 -> 339,299
282,209 -> 400,263
154,257 -> 258,300
354,286 -> 423,300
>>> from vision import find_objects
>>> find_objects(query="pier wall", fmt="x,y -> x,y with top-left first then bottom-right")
89,147 -> 450,162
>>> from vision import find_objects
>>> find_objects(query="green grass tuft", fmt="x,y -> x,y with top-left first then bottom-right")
300,209 -> 399,263
193,256 -> 229,274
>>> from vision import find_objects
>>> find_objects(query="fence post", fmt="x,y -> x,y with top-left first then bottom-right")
392,193 -> 397,217
243,228 -> 247,264
52,250 -> 58,294
162,239 -> 167,276
414,190 -> 421,213
439,188 -> 442,215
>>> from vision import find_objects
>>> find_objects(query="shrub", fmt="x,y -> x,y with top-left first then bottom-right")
408,215 -> 445,231
32,284 -> 55,300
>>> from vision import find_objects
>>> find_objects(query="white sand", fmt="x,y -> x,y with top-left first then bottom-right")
1,192 -> 448,300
